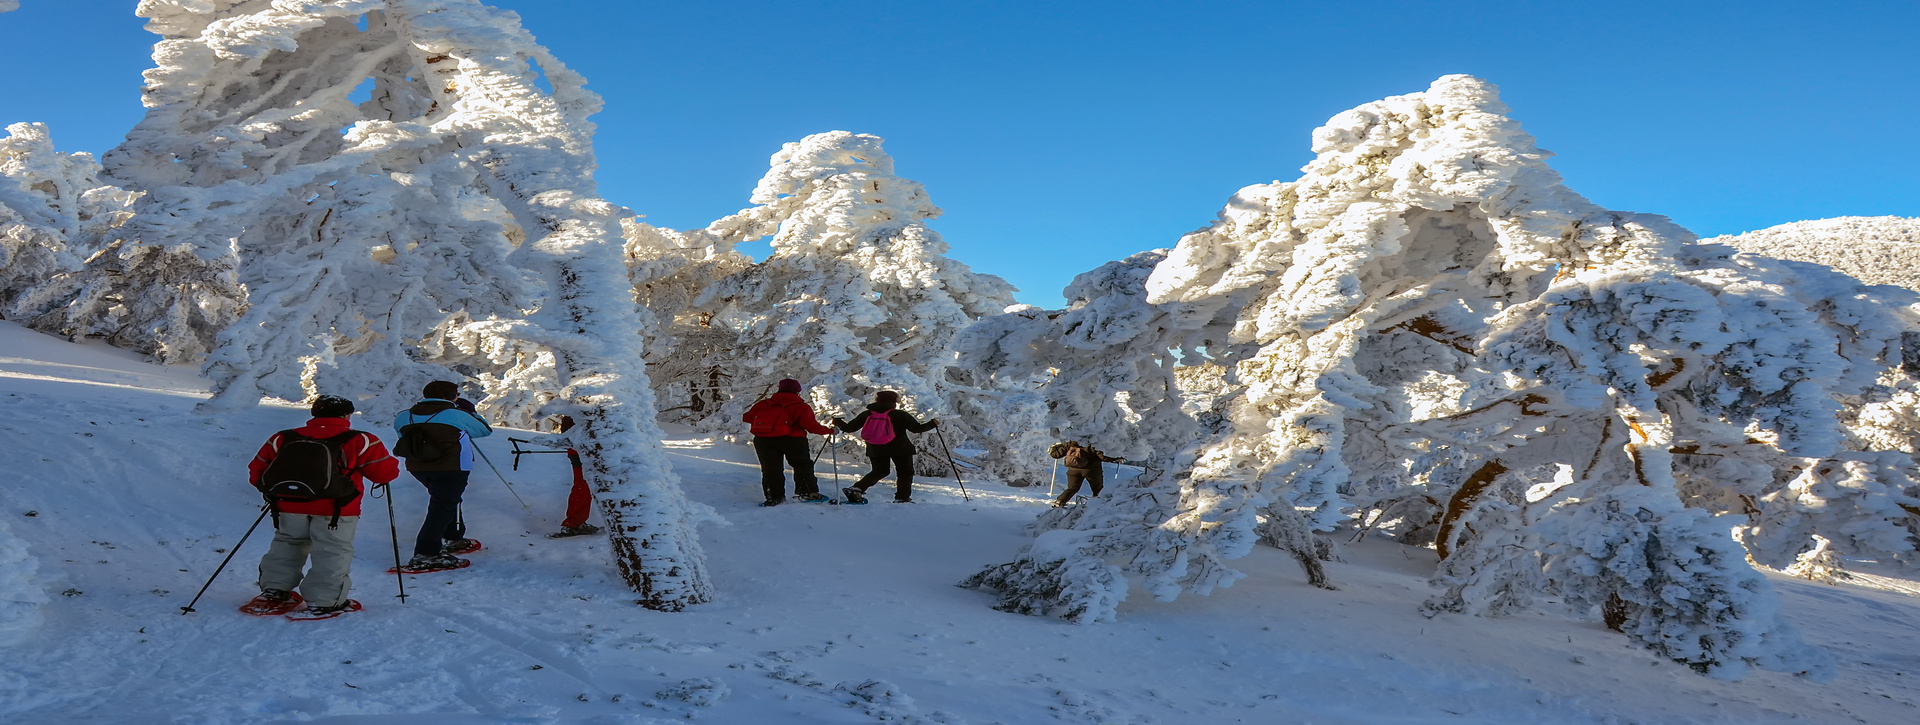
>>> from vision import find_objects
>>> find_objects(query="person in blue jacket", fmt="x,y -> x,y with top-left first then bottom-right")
392,380 -> 493,572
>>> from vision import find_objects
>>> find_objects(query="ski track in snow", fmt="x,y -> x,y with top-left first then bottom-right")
2,320 -> 1919,724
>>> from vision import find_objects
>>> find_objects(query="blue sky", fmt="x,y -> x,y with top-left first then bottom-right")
2,1 -> 1916,307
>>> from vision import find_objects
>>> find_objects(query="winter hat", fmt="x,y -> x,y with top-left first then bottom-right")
874,390 -> 900,407
423,380 -> 460,400
778,378 -> 803,393
310,395 -> 355,418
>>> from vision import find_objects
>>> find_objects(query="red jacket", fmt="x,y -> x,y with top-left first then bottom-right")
743,392 -> 834,437
247,417 -> 400,517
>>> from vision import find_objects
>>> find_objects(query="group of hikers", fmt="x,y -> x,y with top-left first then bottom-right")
234,377 -> 1123,619
239,381 -> 596,619
744,377 -> 1122,509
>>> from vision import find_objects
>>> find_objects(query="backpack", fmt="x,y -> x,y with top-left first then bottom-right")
1064,445 -> 1097,469
859,411 -> 897,445
393,421 -> 448,464
744,398 -> 793,437
257,430 -> 363,527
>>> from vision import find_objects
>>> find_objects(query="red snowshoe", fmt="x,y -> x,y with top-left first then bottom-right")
239,590 -> 304,616
443,538 -> 483,555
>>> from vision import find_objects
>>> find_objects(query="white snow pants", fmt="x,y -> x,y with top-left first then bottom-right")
256,514 -> 358,608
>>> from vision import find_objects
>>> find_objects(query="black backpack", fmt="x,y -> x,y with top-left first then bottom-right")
393,422 -> 447,464
257,430 -> 363,527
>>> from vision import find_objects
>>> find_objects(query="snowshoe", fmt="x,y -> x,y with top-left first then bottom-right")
759,498 -> 783,507
442,538 -> 483,555
388,555 -> 471,575
796,493 -> 829,503
239,589 -> 304,616
546,524 -> 602,539
837,487 -> 868,505
286,599 -> 362,621
892,499 -> 915,504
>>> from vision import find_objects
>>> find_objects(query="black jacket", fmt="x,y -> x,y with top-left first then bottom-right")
836,404 -> 935,456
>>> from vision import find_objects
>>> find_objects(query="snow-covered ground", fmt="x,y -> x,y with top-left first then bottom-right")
2,320 -> 1919,724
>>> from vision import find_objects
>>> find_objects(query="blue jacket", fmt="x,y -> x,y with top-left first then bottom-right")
393,399 -> 492,472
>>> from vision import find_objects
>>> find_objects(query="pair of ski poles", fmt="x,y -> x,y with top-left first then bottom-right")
809,425 -> 970,503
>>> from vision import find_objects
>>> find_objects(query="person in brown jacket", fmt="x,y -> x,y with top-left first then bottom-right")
742,378 -> 835,506
1048,441 -> 1122,507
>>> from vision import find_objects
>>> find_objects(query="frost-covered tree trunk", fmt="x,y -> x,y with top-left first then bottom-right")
697,131 -> 1018,452
24,0 -> 714,609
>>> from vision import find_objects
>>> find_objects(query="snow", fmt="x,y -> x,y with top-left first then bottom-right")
6,324 -> 1920,723
1708,217 -> 1920,292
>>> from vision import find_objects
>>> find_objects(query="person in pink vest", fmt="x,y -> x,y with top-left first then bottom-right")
831,390 -> 939,504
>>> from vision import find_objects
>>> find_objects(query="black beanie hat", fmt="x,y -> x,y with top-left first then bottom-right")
874,390 -> 900,407
310,395 -> 355,418
423,380 -> 460,400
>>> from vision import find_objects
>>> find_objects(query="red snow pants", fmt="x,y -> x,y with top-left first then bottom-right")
562,449 -> 593,528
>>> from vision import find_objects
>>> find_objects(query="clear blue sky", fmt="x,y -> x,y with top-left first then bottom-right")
3,1 -> 1916,308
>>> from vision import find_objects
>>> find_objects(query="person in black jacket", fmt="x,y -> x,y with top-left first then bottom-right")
832,390 -> 938,503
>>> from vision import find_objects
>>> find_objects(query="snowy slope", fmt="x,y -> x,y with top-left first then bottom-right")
2,320 -> 1920,724
1707,216 -> 1920,292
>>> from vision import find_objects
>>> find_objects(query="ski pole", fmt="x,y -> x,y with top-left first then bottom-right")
474,445 -> 531,510
180,504 -> 270,615
933,428 -> 971,502
381,483 -> 407,603
830,433 -> 841,492
1050,459 -> 1059,499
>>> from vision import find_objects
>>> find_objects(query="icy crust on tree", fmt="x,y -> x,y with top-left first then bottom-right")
965,75 -> 1920,680
695,131 -> 1017,443
0,123 -> 137,323
28,0 -> 713,609
1707,216 -> 1920,293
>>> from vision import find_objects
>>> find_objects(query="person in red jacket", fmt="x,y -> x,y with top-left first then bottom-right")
244,395 -> 400,616
742,378 -> 835,506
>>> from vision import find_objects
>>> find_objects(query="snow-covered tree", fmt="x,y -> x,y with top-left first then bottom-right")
697,131 -> 1018,455
967,75 -> 1915,680
1,123 -> 136,320
622,218 -> 752,422
1708,216 -> 1920,293
25,0 -> 713,610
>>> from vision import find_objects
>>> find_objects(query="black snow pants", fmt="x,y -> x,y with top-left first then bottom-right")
1055,466 -> 1104,505
853,452 -> 916,502
754,436 -> 819,501
411,469 -> 469,558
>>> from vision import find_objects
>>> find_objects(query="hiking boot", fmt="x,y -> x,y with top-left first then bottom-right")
796,492 -> 828,503
556,524 -> 601,536
1049,501 -> 1068,508
258,588 -> 293,602
840,487 -> 866,504
893,498 -> 914,504
760,498 -> 783,507
442,538 -> 480,555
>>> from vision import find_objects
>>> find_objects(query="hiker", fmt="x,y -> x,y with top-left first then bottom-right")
244,395 -> 399,617
742,378 -> 836,505
393,380 -> 494,572
832,390 -> 939,504
549,415 -> 599,537
1047,440 -> 1123,507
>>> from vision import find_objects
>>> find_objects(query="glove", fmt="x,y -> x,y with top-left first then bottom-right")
831,417 -> 845,426
928,419 -> 940,428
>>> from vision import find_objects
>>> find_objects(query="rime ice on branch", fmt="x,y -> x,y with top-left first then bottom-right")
1,123 -> 135,317
25,0 -> 714,610
969,75 -> 1917,680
